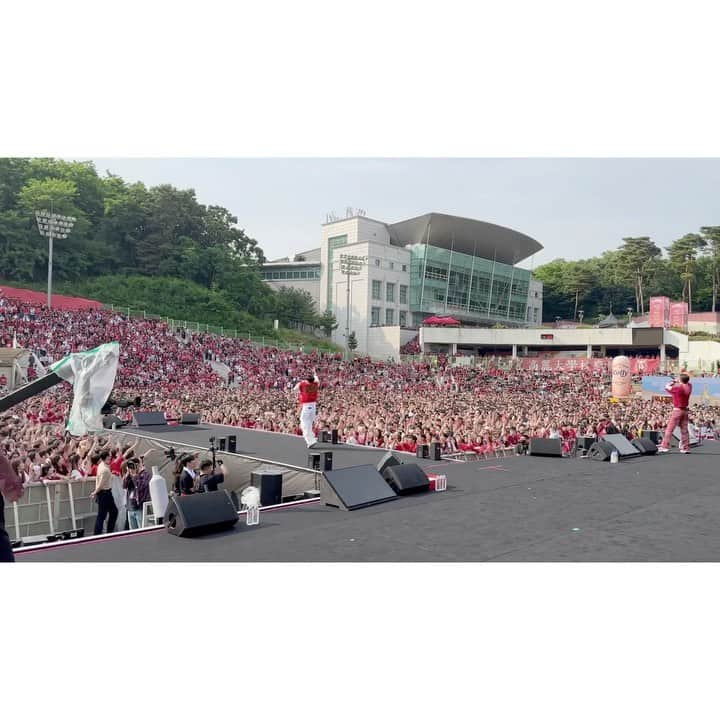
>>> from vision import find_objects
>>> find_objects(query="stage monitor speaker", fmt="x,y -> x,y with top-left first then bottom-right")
576,436 -> 595,452
102,414 -> 124,429
588,440 -> 615,461
227,435 -> 237,453
376,451 -> 401,476
331,429 -> 339,444
429,442 -> 442,461
641,429 -> 661,445
416,445 -> 429,459
181,413 -> 201,425
673,426 -> 700,447
321,464 -> 398,511
251,469 -> 283,507
381,463 -> 430,495
133,411 -> 167,427
309,452 -> 333,471
165,490 -> 239,537
603,433 -> 641,457
632,437 -> 658,455
218,437 -> 227,452
528,438 -> 563,457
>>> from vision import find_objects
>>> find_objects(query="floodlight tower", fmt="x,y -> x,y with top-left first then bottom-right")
35,208 -> 76,309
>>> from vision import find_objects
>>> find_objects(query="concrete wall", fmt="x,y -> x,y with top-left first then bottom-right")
680,341 -> 720,371
420,326 -> 637,348
366,326 -> 403,361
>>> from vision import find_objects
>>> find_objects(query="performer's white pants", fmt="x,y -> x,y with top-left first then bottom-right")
300,402 -> 317,446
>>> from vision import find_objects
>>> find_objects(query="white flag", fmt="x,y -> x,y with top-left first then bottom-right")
50,342 -> 120,436
12,331 -> 17,348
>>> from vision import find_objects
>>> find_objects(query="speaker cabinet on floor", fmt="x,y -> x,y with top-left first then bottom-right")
429,442 -> 442,461
603,433 -> 641,457
376,451 -> 401,476
102,414 -> 124,429
632,437 -> 658,455
165,490 -> 239,537
251,469 -> 283,507
227,435 -> 237,453
381,463 -> 430,495
133,411 -> 167,427
321,465 -> 398,511
673,426 -> 700,447
181,413 -> 201,425
588,440 -> 615,461
528,438 -> 563,457
218,437 -> 227,451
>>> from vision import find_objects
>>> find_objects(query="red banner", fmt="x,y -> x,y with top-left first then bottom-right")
669,301 -> 688,331
649,296 -> 670,328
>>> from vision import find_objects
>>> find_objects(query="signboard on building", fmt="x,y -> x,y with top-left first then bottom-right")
669,301 -> 689,331
649,296 -> 670,328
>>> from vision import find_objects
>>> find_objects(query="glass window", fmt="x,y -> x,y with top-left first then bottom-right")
374,259 -> 380,267
372,280 -> 382,300
371,307 -> 380,325
399,310 -> 407,327
385,308 -> 394,325
300,271 -> 307,279
271,271 -> 279,279
386,283 -> 395,302
389,261 -> 394,270
399,284 -> 408,304
402,264 -> 407,273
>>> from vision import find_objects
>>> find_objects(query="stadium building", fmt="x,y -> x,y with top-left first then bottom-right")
261,211 -> 544,357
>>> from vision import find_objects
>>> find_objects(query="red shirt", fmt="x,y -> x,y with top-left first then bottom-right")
110,457 -> 124,475
299,380 -> 318,404
667,381 -> 692,409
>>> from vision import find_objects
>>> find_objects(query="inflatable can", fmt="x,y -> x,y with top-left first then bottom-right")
611,355 -> 631,397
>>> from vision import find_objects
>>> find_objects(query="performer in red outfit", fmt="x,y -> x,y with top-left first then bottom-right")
658,374 -> 692,453
295,370 -> 319,448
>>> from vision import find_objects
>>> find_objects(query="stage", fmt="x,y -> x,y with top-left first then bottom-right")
15,424 -> 720,562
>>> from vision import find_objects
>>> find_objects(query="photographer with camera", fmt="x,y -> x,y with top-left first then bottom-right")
197,458 -> 227,492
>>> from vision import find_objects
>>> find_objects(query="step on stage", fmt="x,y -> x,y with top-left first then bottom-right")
16,425 -> 720,562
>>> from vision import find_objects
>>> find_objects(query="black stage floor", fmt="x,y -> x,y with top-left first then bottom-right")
16,426 -> 720,562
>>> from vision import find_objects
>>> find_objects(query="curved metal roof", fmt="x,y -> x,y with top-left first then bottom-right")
387,213 -> 542,264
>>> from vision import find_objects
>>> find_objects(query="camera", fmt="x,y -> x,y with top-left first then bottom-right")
209,436 -> 216,444
163,447 -> 177,460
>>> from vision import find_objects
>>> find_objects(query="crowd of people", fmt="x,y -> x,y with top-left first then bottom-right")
2,290 -> 720,483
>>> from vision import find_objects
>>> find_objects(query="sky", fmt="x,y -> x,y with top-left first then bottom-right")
84,158 -> 720,269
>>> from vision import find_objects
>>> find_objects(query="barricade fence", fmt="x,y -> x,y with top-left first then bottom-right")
8,433 -> 319,544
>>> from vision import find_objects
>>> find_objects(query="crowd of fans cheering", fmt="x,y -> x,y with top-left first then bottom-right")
2,289 -> 720,489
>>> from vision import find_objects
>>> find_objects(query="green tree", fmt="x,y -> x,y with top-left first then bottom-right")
567,262 -> 595,320
700,226 -> 720,312
318,309 -> 339,337
271,286 -> 319,328
615,237 -> 661,314
347,331 -> 358,351
667,233 -> 705,311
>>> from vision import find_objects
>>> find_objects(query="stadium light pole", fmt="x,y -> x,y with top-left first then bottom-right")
35,208 -> 76,309
339,254 -> 366,360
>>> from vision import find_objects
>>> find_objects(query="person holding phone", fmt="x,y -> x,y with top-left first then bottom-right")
658,373 -> 693,453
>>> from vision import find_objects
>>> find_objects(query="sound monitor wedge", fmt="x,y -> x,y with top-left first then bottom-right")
321,465 -> 398,511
